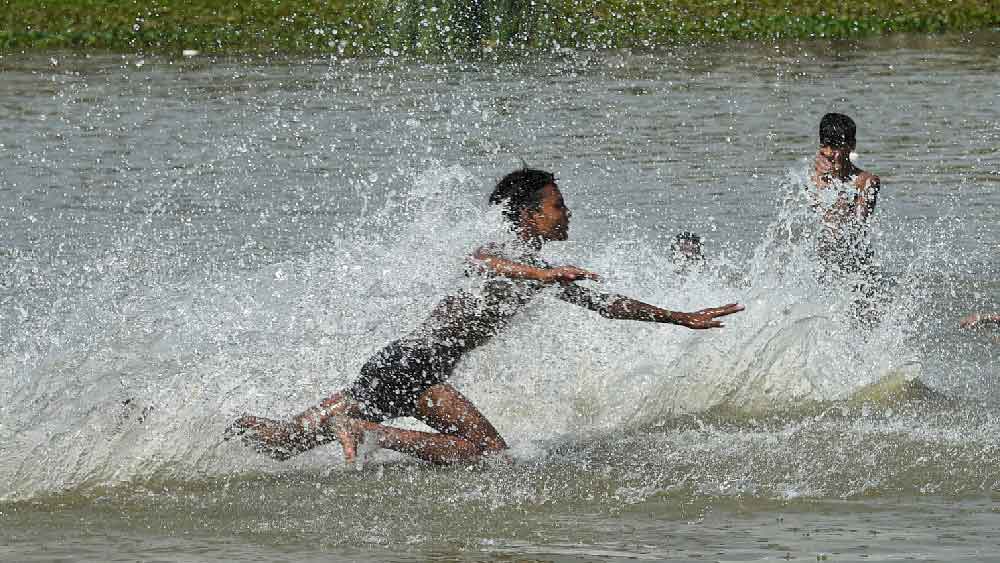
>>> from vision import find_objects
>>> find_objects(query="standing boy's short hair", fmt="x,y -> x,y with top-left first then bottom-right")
489,168 -> 556,225
819,113 -> 857,149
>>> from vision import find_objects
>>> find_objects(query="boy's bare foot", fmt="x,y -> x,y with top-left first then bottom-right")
225,413 -> 326,461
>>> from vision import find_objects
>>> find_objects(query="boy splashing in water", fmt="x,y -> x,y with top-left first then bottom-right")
809,113 -> 886,326
227,169 -> 743,465
810,112 -> 881,275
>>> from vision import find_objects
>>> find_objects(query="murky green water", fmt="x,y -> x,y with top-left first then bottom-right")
1,32 -> 998,561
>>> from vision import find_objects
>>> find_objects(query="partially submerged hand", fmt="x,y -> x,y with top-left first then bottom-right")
324,415 -> 367,464
674,303 -> 745,329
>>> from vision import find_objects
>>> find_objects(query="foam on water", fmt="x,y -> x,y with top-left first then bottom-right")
1,159 -> 985,503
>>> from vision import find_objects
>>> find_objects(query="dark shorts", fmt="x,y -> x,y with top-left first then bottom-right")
817,243 -> 895,328
818,241 -> 874,278
347,339 -> 460,421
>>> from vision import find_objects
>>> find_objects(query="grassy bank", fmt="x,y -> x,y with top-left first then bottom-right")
2,0 -> 998,57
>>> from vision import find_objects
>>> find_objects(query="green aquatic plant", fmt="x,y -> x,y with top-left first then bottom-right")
1,0 -> 998,56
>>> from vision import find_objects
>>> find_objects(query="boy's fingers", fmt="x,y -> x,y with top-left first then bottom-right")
699,304 -> 743,317
714,304 -> 744,316
568,268 -> 599,281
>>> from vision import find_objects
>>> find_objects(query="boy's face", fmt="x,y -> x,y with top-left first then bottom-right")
818,145 -> 854,175
522,184 -> 570,241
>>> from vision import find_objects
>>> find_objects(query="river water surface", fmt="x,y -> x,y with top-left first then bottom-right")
1,32 -> 999,562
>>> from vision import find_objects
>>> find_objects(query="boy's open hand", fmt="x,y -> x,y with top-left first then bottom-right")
959,313 -> 983,328
673,303 -> 745,329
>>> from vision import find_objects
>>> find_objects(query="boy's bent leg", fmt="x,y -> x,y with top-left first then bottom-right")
293,392 -> 369,429
228,392 -> 368,460
332,383 -> 507,465
229,385 -> 506,465
415,383 -> 508,456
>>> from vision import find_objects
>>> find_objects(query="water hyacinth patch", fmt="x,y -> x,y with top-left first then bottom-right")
1,0 -> 998,57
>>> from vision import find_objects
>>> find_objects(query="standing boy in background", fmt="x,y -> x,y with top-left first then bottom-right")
810,112 -> 881,275
809,113 -> 885,326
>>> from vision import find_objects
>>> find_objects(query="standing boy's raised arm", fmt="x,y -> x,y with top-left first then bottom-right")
960,313 -> 1000,328
854,173 -> 881,220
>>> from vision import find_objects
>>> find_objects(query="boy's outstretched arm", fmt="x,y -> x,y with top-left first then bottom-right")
960,313 -> 1000,328
469,246 -> 599,284
557,283 -> 743,330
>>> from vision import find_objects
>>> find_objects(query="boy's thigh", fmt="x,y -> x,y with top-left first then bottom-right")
414,384 -> 507,452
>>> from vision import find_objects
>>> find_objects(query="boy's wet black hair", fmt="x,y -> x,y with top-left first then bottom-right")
673,232 -> 702,246
819,113 -> 857,149
489,168 -> 556,226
